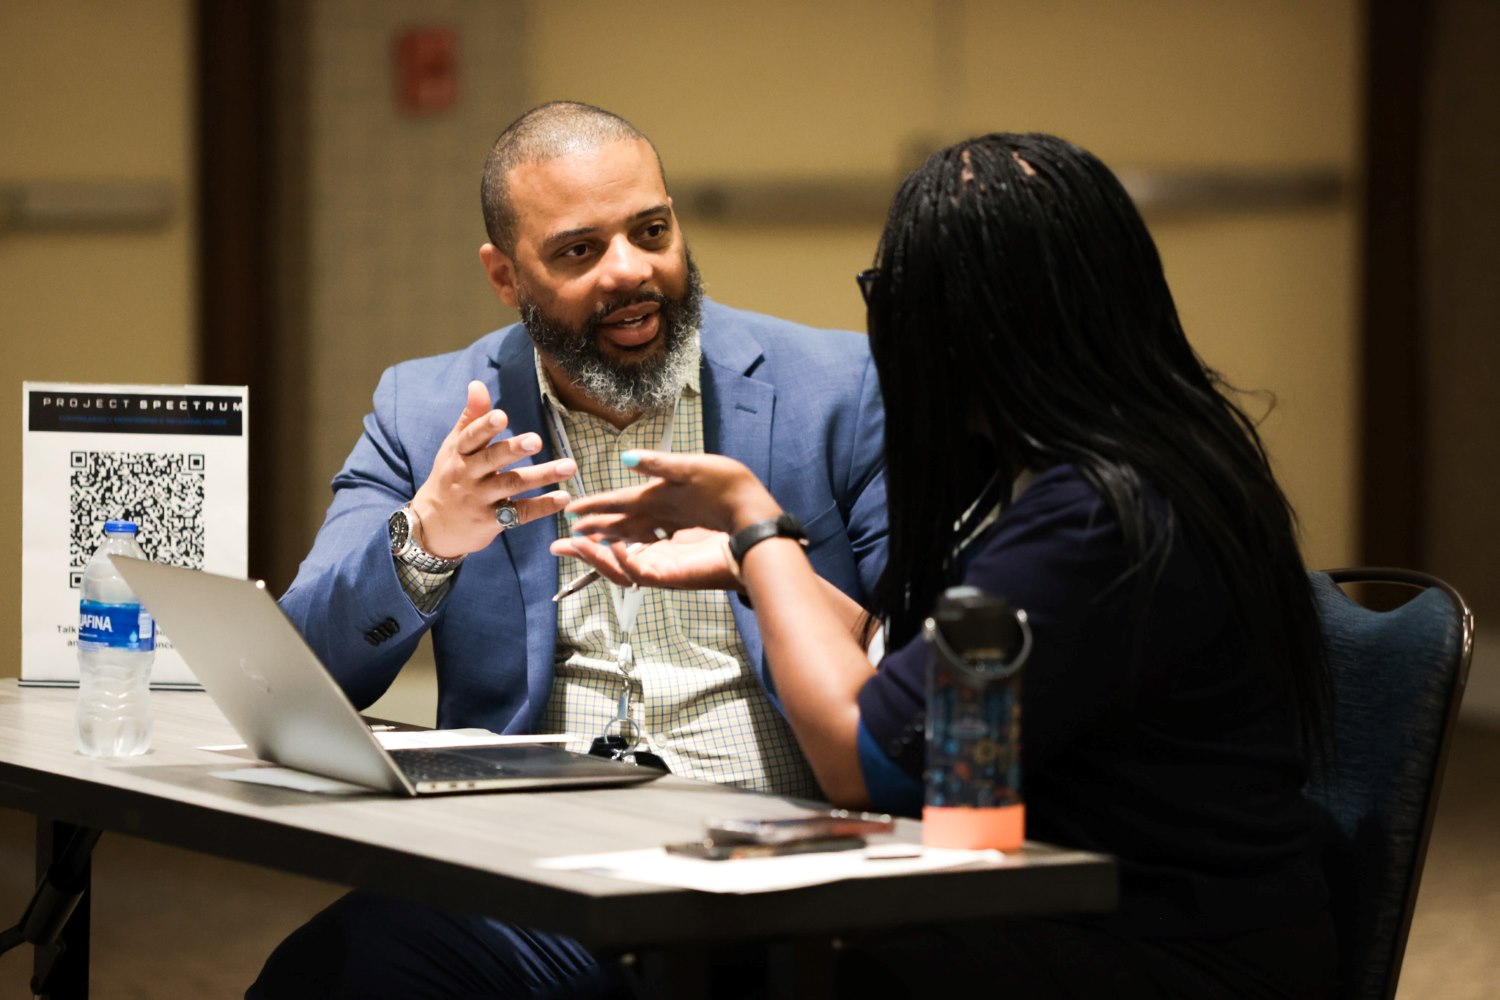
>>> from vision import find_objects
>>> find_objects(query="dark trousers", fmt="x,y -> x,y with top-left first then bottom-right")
249,890 -> 1335,1000
246,891 -> 624,1000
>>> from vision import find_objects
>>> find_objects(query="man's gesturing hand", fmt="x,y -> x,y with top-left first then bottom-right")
408,380 -> 574,559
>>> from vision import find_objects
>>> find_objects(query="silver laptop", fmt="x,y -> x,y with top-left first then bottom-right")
111,556 -> 660,796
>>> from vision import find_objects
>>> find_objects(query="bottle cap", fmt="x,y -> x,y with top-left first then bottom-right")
932,586 -> 1023,660
103,520 -> 140,534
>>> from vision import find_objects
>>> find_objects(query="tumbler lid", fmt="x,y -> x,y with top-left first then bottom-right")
932,586 -> 1024,660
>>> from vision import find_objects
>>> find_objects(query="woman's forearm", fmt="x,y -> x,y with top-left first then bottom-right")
561,452 -> 881,804
738,536 -> 874,807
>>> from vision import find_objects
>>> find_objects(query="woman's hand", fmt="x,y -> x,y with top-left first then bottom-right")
550,528 -> 740,592
568,451 -> 874,807
566,450 -> 783,542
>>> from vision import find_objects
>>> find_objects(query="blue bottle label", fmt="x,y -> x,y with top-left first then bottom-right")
925,659 -> 1022,809
78,601 -> 155,652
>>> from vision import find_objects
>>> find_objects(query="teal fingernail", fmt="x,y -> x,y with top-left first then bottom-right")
620,450 -> 640,467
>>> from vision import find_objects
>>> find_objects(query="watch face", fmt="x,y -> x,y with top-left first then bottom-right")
388,508 -> 412,554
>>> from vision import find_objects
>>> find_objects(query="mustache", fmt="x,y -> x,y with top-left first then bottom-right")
585,290 -> 670,331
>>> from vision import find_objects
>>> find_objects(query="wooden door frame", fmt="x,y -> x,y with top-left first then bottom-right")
195,0 -> 302,590
1358,0 -> 1433,568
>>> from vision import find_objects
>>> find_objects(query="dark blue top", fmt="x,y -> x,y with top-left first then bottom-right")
855,464 -> 1327,939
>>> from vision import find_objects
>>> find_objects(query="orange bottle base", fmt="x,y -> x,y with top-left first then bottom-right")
922,803 -> 1025,851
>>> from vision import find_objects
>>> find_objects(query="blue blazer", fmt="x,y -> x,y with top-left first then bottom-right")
281,300 -> 889,733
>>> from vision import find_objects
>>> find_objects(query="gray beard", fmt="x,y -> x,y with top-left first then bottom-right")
520,256 -> 704,415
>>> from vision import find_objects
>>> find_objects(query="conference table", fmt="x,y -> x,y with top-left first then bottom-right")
0,680 -> 1116,998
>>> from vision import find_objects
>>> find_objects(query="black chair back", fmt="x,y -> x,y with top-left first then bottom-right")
1305,568 -> 1472,1000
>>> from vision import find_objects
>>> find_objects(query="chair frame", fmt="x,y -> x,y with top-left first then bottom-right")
1320,566 -> 1474,999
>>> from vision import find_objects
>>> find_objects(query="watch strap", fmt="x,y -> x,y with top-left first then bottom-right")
727,513 -> 808,567
391,505 -> 464,574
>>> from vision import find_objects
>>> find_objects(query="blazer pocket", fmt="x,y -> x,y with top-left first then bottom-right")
798,501 -> 861,597
799,501 -> 848,549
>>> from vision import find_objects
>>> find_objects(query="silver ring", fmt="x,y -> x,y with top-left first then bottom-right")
652,527 -> 669,541
494,498 -> 520,532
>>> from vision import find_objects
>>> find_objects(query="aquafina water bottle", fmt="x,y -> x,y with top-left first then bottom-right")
76,520 -> 156,757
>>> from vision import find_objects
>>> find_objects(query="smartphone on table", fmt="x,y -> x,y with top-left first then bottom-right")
666,809 -> 896,860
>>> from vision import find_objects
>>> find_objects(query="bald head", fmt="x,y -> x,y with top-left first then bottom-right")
481,101 -> 666,255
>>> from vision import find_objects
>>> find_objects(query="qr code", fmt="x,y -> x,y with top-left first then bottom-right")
69,450 -> 206,586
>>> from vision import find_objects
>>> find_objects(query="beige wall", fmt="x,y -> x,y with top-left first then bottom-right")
525,0 -> 1360,570
1,0 -> 196,675
285,0 -> 531,567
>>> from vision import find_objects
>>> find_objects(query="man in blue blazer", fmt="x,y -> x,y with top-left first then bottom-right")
261,100 -> 887,998
280,298 -> 887,741
280,102 -> 885,780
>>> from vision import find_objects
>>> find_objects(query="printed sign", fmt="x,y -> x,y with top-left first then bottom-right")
21,383 -> 249,688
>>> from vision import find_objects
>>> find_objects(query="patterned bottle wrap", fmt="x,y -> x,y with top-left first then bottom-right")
923,588 -> 1030,811
925,652 -> 1022,807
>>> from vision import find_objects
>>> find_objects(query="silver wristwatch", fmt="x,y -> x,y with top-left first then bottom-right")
388,505 -> 464,573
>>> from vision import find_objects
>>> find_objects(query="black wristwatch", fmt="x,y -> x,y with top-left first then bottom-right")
726,512 -> 808,569
388,505 -> 464,574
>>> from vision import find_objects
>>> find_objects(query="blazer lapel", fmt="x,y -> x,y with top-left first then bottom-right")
489,332 -> 561,728
700,315 -> 773,487
699,311 -> 775,687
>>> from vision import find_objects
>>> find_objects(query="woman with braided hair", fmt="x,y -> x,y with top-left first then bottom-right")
561,133 -> 1338,998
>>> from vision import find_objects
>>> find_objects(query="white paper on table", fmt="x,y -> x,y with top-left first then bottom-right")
534,845 -> 1005,894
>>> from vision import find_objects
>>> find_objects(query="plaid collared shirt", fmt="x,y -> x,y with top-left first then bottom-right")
535,342 -> 818,798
